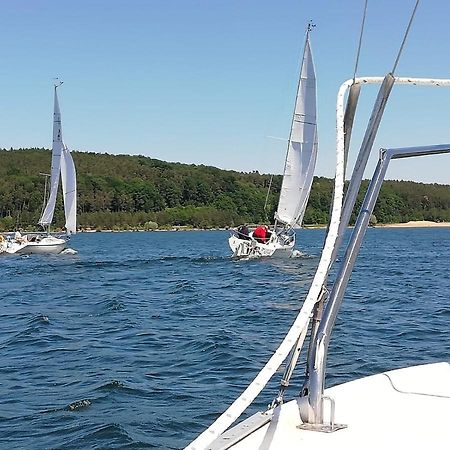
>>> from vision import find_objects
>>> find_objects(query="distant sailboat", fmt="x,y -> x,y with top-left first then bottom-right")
0,235 -> 6,254
229,26 -> 318,258
8,81 -> 77,255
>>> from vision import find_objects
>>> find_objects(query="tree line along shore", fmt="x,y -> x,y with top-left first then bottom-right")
1,148 -> 450,232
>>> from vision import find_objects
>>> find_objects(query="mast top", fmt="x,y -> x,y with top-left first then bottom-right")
53,78 -> 64,89
307,21 -> 316,35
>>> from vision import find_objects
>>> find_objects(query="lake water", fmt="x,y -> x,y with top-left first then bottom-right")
1,228 -> 449,449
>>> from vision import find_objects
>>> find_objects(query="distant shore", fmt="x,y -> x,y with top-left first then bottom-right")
305,220 -> 450,230
376,220 -> 450,228
2,221 -> 450,235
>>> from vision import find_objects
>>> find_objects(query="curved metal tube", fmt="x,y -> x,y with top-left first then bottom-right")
307,143 -> 450,424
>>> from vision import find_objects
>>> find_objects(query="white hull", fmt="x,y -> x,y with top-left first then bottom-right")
211,362 -> 450,449
228,232 -> 295,258
5,235 -> 67,255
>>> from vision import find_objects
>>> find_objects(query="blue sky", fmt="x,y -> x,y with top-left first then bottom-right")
2,0 -> 450,184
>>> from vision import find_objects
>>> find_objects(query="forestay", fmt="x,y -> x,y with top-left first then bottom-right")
275,33 -> 318,227
39,85 -> 64,227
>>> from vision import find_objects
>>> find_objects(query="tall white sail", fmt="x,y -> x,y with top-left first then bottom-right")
60,145 -> 77,234
275,32 -> 318,227
39,85 -> 64,227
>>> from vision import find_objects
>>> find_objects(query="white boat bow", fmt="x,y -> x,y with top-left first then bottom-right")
212,362 -> 450,449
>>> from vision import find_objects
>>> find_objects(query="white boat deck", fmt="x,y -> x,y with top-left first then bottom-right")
214,362 -> 450,449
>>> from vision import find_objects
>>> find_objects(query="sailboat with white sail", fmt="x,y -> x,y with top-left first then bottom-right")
7,81 -> 77,255
229,25 -> 318,258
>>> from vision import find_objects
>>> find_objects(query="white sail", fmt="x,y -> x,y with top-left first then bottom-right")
275,34 -> 318,227
60,145 -> 77,234
39,86 -> 64,227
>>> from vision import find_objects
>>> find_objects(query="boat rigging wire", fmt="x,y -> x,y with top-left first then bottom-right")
39,173 -> 51,219
353,0 -> 368,81
392,0 -> 420,74
263,174 -> 274,219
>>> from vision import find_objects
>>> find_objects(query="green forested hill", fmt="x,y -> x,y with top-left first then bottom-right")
1,148 -> 450,231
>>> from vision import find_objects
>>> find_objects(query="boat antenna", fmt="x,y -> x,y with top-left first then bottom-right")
53,78 -> 64,89
392,0 -> 420,74
307,20 -> 316,35
353,0 -> 368,81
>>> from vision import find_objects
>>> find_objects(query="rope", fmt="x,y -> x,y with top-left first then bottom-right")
392,0 -> 420,74
353,0 -> 368,81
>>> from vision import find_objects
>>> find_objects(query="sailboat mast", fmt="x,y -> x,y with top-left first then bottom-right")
281,25 -> 312,188
285,22 -> 314,152
38,80 -> 64,232
39,172 -> 51,233
274,22 -> 317,228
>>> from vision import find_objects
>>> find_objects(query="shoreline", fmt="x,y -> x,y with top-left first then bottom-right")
306,220 -> 450,229
375,220 -> 450,228
2,221 -> 450,235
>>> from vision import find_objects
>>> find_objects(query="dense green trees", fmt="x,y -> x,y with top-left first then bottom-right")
0,148 -> 449,231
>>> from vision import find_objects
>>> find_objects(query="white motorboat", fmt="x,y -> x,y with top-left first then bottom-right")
229,25 -> 318,258
7,81 -> 77,255
187,3 -> 450,449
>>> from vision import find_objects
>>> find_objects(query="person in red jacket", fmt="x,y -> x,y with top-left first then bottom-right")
253,225 -> 268,243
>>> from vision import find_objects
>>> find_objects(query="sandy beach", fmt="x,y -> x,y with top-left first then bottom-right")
377,220 -> 450,228
305,220 -> 450,229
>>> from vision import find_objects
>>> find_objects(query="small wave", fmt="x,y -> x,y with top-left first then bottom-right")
85,423 -> 132,441
170,280 -> 197,294
60,248 -> 78,255
25,314 -> 50,325
0,314 -> 51,348
105,298 -> 126,311
97,380 -> 125,391
73,259 -> 156,270
159,255 -> 230,264
158,255 -> 190,262
192,255 -> 232,263
58,422 -> 140,450
66,399 -> 92,411
94,380 -> 152,399
93,297 -> 126,314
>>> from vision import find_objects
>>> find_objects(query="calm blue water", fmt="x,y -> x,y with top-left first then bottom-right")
1,228 -> 449,449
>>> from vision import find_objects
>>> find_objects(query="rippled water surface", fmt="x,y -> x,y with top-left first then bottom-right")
1,229 -> 449,449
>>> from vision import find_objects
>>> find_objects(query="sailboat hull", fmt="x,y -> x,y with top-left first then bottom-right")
13,236 -> 67,255
228,233 -> 295,258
